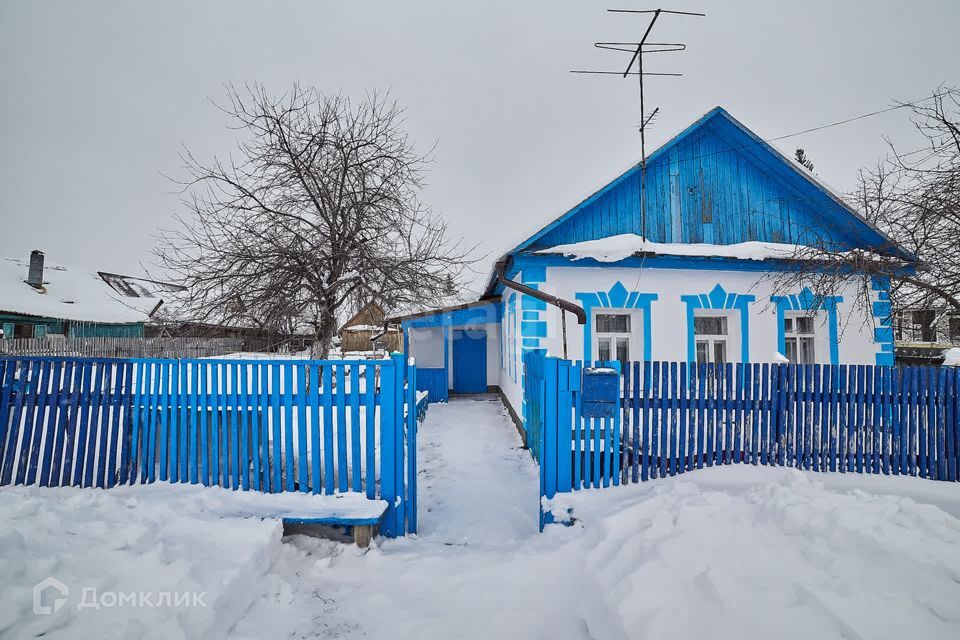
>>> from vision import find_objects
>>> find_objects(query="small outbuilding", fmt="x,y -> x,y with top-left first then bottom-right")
338,302 -> 402,354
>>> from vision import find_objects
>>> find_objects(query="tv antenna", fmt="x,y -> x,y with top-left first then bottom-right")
571,8 -> 704,238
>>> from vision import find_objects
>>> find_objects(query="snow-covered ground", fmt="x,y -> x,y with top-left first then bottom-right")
234,396 -> 960,640
3,394 -> 960,639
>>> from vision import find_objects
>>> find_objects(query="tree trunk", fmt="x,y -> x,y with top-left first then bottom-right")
310,314 -> 339,360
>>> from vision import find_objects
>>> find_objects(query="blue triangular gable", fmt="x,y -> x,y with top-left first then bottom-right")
513,107 -> 908,258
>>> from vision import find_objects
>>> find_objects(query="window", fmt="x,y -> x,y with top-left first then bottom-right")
784,315 -> 815,364
911,310 -> 937,342
950,316 -> 960,342
595,313 -> 631,367
694,315 -> 728,364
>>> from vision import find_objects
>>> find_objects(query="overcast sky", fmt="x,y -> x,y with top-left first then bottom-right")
2,0 -> 958,296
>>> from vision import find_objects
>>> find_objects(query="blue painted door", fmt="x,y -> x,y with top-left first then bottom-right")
452,330 -> 487,393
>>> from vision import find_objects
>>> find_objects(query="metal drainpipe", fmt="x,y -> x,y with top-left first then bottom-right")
494,260 -> 586,359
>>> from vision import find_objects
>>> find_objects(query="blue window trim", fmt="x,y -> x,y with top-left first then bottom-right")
871,276 -> 895,366
575,281 -> 658,363
771,287 -> 843,365
680,283 -> 755,363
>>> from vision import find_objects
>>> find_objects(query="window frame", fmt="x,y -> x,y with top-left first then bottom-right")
784,312 -> 816,364
693,311 -> 731,365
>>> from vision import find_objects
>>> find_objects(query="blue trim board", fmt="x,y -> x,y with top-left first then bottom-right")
680,284 -> 755,363
401,302 -> 501,329
575,281 -> 658,362
771,287 -> 843,365
870,276 -> 895,366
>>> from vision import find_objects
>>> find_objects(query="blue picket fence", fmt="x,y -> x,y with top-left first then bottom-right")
0,353 -> 423,537
529,354 -> 960,529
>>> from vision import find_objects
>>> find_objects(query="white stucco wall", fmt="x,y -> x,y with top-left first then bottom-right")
498,289 -> 524,417
534,266 -> 882,365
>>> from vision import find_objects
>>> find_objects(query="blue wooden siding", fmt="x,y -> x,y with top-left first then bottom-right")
521,107 -> 899,256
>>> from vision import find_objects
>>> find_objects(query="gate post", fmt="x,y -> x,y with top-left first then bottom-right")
406,357 -> 418,534
380,357 -> 398,537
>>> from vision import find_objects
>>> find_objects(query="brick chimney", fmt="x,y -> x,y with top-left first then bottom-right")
27,250 -> 45,289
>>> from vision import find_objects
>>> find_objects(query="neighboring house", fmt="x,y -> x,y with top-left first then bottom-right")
893,308 -> 960,365
339,302 -> 401,353
392,106 -> 914,418
0,250 -> 168,339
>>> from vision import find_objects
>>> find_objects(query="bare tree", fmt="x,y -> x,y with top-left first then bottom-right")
766,88 -> 960,333
155,84 -> 473,357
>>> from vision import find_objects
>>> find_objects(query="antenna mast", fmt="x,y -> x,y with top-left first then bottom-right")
571,8 -> 704,238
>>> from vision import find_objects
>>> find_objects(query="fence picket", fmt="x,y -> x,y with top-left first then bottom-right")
350,365 -> 361,492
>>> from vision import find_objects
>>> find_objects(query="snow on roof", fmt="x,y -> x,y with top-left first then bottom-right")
0,257 -> 156,324
535,234 -> 812,263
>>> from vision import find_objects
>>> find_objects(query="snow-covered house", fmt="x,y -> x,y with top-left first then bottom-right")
0,250 -> 165,339
393,107 -> 914,422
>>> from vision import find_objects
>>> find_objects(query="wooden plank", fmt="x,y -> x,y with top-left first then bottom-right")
642,360 -> 652,481
167,360 -> 179,482
631,361 -> 641,482
650,362 -> 661,478
73,361 -> 99,487
926,367 -> 937,479
945,366 -> 956,482
668,361 -> 678,476
704,363 -> 715,468
156,361 -> 170,482
113,362 -> 133,487
24,360 -> 53,486
349,364 -> 361,492
121,361 -> 141,485
870,366 -> 881,474
680,362 -> 690,472
238,362 -> 250,490
936,366 -> 947,481
14,361 -> 43,486
335,364 -> 348,493
543,358 -> 559,496
46,361 -> 73,486
854,364 -> 866,473
100,362 -> 122,488
228,363 -> 239,490
893,366 -> 905,475
198,362 -> 210,486
178,361 -> 189,483
0,360 -> 30,485
258,364 -> 271,492
187,362 -> 198,485
144,361 -> 158,483
0,360 -> 16,483
36,360 -> 63,487
407,360 -> 418,534
249,363 -> 261,491
363,363 -> 375,498
912,367 -> 922,476
322,365 -> 335,494
903,367 -> 915,475
559,360 -> 574,491
759,363 -> 769,466
270,363 -> 282,491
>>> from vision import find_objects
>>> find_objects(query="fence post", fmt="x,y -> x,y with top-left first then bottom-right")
406,357 -> 418,535
543,357 -> 559,501
391,352 -> 406,536
378,358 -> 397,537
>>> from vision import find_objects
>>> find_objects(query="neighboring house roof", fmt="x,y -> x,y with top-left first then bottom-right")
338,302 -> 387,334
483,106 -> 916,296
0,257 -> 158,324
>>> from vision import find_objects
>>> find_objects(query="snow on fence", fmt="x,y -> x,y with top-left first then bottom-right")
0,336 -> 247,359
527,354 -> 960,528
0,354 -> 423,537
